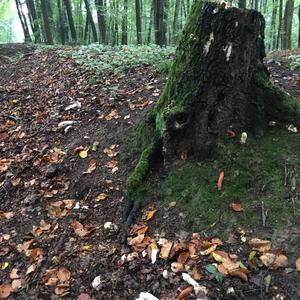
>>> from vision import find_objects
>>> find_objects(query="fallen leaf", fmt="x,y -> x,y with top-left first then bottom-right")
159,241 -> 173,260
217,171 -> 225,191
144,210 -> 157,221
77,293 -> 91,300
79,150 -> 88,158
226,129 -> 236,138
0,211 -> 15,219
105,109 -> 120,120
0,284 -> 12,299
85,159 -> 97,173
178,251 -> 190,264
171,262 -> 185,273
181,151 -> 188,161
296,258 -> 300,271
54,283 -> 69,295
70,220 -> 95,237
129,224 -> 148,236
249,238 -> 271,252
178,286 -> 193,300
10,268 -> 20,279
260,253 -> 288,270
57,268 -> 71,282
106,160 -> 118,169
26,264 -> 36,275
95,193 -> 109,201
192,267 -> 203,280
11,279 -> 22,291
230,203 -> 243,212
229,269 -> 248,281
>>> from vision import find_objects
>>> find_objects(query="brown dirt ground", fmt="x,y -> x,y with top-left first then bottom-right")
0,44 -> 299,300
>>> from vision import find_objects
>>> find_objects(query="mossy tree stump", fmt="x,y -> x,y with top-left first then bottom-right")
122,1 -> 300,241
154,1 -> 300,161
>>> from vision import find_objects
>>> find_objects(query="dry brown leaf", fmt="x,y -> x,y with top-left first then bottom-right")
129,224 -> 148,236
0,211 -> 15,219
159,241 -> 173,260
85,159 -> 97,173
177,251 -> 190,264
180,151 -> 188,161
0,284 -> 12,299
127,234 -> 145,246
132,236 -> 152,252
200,244 -> 217,255
27,248 -> 43,263
106,160 -> 118,169
260,253 -> 288,270
77,293 -> 91,300
178,286 -> 193,300
63,199 -> 75,209
54,283 -> 69,295
230,202 -> 244,212
10,268 -> 20,279
11,279 -> 22,291
222,258 -> 240,271
70,220 -> 95,238
26,264 -> 36,275
217,263 -> 229,276
95,193 -> 109,201
171,262 -> 185,273
229,269 -> 248,281
105,109 -> 120,120
296,258 -> 300,271
57,268 -> 71,282
192,267 -> 203,280
249,238 -> 271,252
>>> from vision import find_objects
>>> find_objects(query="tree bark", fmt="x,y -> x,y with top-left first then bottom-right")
298,6 -> 300,48
15,0 -> 32,43
152,1 -> 300,163
63,0 -> 77,43
122,0 -> 128,44
135,0 -> 142,44
281,0 -> 294,49
84,0 -> 98,42
154,0 -> 166,46
173,0 -> 181,44
95,0 -> 106,43
26,0 -> 41,43
269,0 -> 278,51
147,3 -> 154,44
276,0 -> 283,49
57,0 -> 66,44
238,0 -> 246,9
40,0 -> 53,44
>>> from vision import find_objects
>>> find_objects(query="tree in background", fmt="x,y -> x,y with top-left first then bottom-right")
6,0 -> 300,50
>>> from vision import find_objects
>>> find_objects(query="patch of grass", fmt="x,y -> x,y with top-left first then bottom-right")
57,44 -> 175,76
161,129 -> 300,235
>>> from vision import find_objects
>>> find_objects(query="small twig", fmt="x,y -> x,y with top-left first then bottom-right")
284,163 -> 288,186
261,201 -> 267,227
0,112 -> 19,123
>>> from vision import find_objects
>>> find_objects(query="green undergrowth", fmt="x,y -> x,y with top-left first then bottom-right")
56,44 -> 175,76
160,129 -> 300,236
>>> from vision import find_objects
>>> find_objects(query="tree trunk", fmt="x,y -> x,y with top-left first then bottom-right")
298,6 -> 300,48
173,0 -> 180,44
84,0 -> 98,42
281,0 -> 294,50
269,0 -> 278,51
63,0 -> 77,43
123,0 -> 300,243
95,0 -> 106,43
276,0 -> 283,49
40,0 -> 53,44
147,3 -> 153,44
135,0 -> 142,44
122,0 -> 128,44
15,0 -> 32,42
154,0 -> 166,46
238,0 -> 246,9
57,0 -> 66,44
26,0 -> 41,43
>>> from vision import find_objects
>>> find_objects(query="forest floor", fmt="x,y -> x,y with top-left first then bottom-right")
0,43 -> 299,300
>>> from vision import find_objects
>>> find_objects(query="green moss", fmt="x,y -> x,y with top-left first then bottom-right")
126,143 -> 156,197
161,129 -> 300,236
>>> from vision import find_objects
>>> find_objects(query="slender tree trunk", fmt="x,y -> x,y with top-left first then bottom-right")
276,0 -> 283,49
15,0 -> 32,42
122,0 -> 128,44
298,6 -> 300,48
281,0 -> 294,49
40,0 -> 53,44
173,0 -> 180,44
238,0 -> 246,9
84,0 -> 98,42
147,2 -> 153,44
84,13 -> 89,42
63,0 -> 77,43
135,0 -> 142,44
270,0 -> 278,50
56,0 -> 66,44
26,0 -> 41,42
95,0 -> 107,43
154,0 -> 166,46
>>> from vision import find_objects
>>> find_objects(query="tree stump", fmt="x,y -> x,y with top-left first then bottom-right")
154,1 -> 300,161
122,1 -> 300,242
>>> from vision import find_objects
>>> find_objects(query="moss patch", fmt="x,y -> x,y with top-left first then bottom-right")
160,129 -> 300,236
